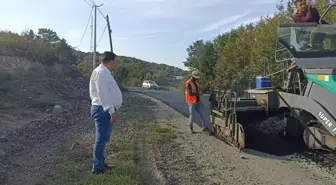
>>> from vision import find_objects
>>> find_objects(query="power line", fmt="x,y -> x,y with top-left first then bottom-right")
98,8 -> 106,19
75,6 -> 94,48
83,0 -> 112,70
83,0 -> 92,6
89,0 -> 106,19
96,24 -> 107,47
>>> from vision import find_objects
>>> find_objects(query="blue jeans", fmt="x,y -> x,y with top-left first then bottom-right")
90,105 -> 113,171
188,101 -> 207,129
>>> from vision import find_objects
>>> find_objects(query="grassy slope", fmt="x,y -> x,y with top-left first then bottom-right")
36,93 -> 176,185
37,123 -> 175,185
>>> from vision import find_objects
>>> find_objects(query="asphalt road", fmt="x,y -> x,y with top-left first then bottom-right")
126,87 -> 212,130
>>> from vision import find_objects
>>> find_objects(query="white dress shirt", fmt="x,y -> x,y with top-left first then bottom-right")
89,64 -> 123,114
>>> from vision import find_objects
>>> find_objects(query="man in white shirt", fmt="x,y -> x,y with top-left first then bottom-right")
89,51 -> 123,174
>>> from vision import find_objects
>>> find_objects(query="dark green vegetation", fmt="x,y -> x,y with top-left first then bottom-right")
77,51 -> 188,87
184,0 -> 336,95
0,28 -> 187,89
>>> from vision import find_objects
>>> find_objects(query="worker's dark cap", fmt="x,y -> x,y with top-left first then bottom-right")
102,51 -> 116,61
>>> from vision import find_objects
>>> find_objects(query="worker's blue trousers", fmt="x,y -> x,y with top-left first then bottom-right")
188,101 -> 207,129
90,105 -> 113,171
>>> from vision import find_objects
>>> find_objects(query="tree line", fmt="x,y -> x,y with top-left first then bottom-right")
76,51 -> 188,87
183,0 -> 336,95
0,28 -> 187,87
0,28 -> 76,66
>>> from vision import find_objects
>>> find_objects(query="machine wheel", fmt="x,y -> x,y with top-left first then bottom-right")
283,114 -> 305,138
306,120 -> 321,127
302,120 -> 336,151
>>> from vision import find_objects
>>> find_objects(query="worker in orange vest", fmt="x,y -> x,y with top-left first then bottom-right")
184,70 -> 208,134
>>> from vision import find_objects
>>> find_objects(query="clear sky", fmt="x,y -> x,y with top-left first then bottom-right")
0,0 -> 280,70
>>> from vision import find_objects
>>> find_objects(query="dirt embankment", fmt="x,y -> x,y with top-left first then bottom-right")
0,56 -> 92,185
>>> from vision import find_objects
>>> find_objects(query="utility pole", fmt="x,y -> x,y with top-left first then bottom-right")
106,15 -> 113,52
92,3 -> 103,70
90,12 -> 93,70
106,15 -> 116,79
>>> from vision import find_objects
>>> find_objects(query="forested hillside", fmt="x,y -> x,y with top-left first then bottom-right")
184,0 -> 336,95
0,28 -> 187,88
76,51 -> 187,86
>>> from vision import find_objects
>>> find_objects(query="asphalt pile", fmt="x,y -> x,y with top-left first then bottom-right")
241,114 -> 307,156
254,115 -> 286,136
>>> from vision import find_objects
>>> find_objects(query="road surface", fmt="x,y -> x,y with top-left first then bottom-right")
126,87 -> 212,130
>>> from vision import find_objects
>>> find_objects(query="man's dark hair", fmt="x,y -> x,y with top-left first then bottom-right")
102,51 -> 116,63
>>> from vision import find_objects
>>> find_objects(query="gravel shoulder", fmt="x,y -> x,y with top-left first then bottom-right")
135,93 -> 336,185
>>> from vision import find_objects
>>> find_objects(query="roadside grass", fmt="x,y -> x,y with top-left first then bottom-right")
138,122 -> 177,144
37,122 -> 176,185
36,132 -> 141,185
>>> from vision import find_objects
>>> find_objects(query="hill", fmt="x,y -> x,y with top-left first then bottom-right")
0,27 -> 186,183
76,50 -> 188,88
0,28 -> 188,87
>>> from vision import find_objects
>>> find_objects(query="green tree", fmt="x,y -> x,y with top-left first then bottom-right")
184,40 -> 217,82
183,0 -> 336,93
37,28 -> 60,43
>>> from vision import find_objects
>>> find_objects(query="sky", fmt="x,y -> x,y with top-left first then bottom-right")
0,0 -> 280,70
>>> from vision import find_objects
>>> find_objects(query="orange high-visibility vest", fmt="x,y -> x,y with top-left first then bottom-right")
184,79 -> 200,104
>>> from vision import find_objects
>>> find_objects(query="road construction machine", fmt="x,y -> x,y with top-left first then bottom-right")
210,5 -> 336,152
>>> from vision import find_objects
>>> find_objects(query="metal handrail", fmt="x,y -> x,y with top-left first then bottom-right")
319,4 -> 336,24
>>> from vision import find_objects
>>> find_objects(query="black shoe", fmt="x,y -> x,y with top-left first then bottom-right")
104,163 -> 113,170
202,127 -> 209,132
92,169 -> 106,174
190,127 -> 195,134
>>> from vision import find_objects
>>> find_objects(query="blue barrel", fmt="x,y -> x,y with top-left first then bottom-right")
256,76 -> 271,88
